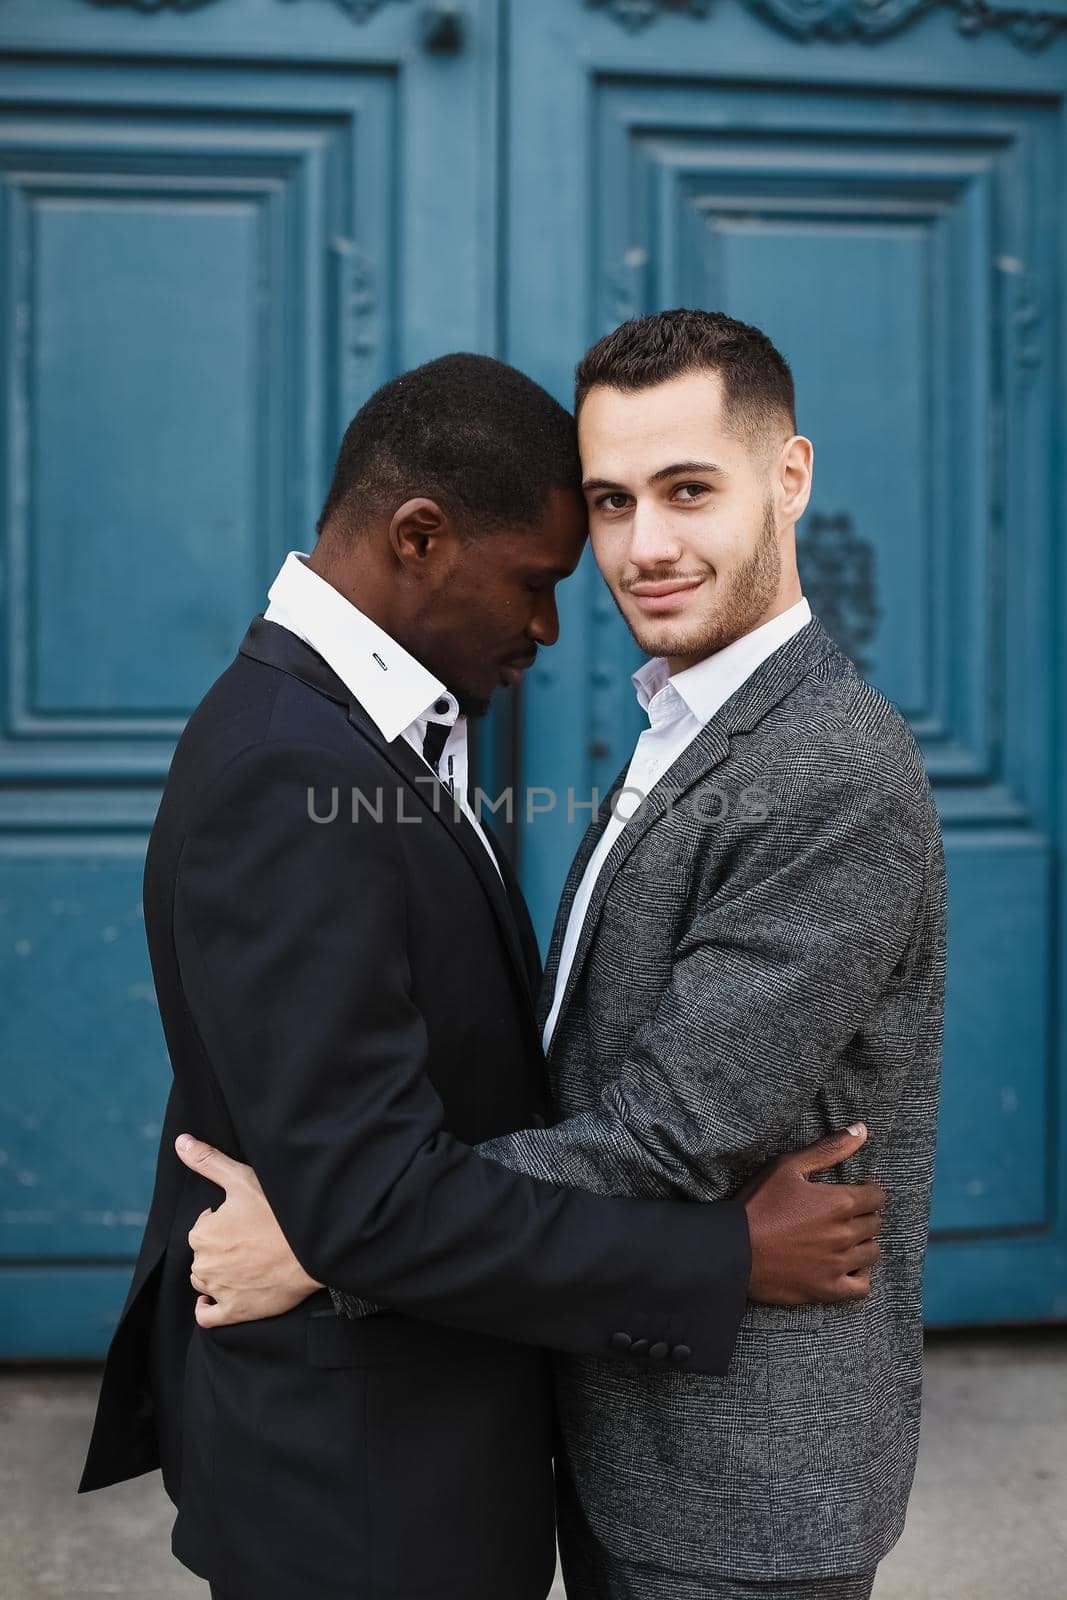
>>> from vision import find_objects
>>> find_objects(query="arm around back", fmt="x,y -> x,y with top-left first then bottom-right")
479,732 -> 930,1198
172,738 -> 750,1373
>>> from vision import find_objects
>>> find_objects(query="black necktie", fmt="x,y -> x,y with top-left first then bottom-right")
421,720 -> 450,776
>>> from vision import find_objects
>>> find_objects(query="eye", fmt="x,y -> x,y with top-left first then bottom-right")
674,483 -> 709,503
594,492 -> 632,514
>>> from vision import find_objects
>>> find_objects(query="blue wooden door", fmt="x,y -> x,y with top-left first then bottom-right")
508,1 -> 1067,1325
0,0 -> 498,1356
2,0 -> 1064,1356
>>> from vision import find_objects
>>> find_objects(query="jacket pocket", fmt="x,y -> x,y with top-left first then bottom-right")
305,1308 -> 509,1371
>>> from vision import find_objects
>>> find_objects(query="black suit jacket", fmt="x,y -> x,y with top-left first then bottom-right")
79,618 -> 750,1600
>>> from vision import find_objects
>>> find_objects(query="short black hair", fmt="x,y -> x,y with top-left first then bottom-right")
574,308 -> 796,450
317,353 -> 581,538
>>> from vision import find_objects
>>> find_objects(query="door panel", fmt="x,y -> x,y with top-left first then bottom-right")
509,0 -> 1067,1323
2,67 -> 398,784
0,0 -> 495,1355
938,838 -> 1051,1233
0,841 -> 161,1265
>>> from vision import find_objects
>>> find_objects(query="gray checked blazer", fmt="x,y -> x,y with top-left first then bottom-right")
480,616 -> 947,1584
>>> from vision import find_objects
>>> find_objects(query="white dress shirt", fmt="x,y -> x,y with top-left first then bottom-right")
263,551 -> 501,877
542,597 -> 812,1052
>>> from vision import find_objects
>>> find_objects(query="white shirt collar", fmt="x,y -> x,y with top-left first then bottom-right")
263,551 -> 456,744
632,597 -> 812,727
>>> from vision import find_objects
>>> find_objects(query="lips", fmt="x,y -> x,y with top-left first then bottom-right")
499,654 -> 536,685
628,578 -> 704,614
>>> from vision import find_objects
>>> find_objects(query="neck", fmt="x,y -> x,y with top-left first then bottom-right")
748,573 -> 804,635
305,544 -> 400,638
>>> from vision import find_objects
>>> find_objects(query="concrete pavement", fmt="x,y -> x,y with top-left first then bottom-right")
1,1332 -> 1064,1599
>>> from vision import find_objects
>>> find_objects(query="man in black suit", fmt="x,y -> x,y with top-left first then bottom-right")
80,355 -> 886,1600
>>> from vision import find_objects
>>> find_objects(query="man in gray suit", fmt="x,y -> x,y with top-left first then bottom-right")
183,311 -> 945,1597
470,310 -> 946,1597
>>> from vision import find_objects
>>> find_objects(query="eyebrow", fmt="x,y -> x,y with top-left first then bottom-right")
581,460 -> 726,493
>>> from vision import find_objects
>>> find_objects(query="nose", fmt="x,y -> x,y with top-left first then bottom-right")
527,590 -> 560,648
628,503 -> 684,572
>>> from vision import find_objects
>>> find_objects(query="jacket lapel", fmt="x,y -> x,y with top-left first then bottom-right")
544,618 -> 840,1053
351,704 -> 537,1007
238,616 -> 536,1010
239,614 -> 351,706
535,761 -> 629,1034
483,820 -> 543,998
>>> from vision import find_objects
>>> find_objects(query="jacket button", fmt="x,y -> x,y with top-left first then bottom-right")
649,1341 -> 670,1362
670,1344 -> 692,1364
610,1331 -> 633,1353
630,1339 -> 650,1357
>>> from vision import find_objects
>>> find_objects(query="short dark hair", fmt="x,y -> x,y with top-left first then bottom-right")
574,308 -> 796,450
317,353 -> 580,538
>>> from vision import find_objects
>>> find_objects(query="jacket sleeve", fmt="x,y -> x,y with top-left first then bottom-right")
171,738 -> 750,1374
479,732 -> 931,1201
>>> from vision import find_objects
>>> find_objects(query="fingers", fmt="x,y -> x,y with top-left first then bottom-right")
824,1269 -> 872,1302
793,1123 -> 868,1178
814,1181 -> 886,1225
841,1239 -> 880,1275
194,1294 -> 226,1329
843,1210 -> 883,1247
188,1206 -> 219,1254
175,1133 -> 248,1194
195,1294 -> 255,1329
847,1181 -> 887,1215
190,1271 -> 209,1294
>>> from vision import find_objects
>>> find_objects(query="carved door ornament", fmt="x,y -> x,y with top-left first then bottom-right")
797,512 -> 881,675
584,0 -> 1067,48
83,0 -> 406,18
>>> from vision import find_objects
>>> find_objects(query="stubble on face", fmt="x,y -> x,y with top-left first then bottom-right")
623,491 -> 782,666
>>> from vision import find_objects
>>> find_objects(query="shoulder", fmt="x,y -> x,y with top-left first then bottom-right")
762,650 -> 935,822
175,656 -> 389,800
167,668 -> 399,865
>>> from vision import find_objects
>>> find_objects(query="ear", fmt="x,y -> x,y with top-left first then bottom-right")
777,435 -> 814,528
388,497 -> 458,574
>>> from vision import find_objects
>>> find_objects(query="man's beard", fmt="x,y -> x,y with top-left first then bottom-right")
624,494 -> 782,664
456,693 -> 491,720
